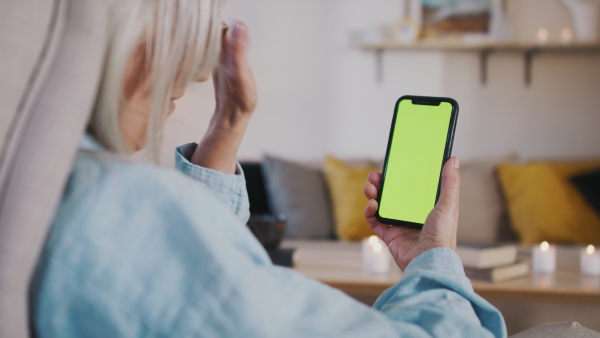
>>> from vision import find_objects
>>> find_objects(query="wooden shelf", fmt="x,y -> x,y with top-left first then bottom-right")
360,40 -> 600,85
361,41 -> 600,52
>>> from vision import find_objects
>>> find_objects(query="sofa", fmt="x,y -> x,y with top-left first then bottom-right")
241,154 -> 600,336
242,155 -> 600,246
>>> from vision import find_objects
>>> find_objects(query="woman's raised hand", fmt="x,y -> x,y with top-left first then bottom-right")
211,20 -> 257,127
192,21 -> 257,174
363,157 -> 461,271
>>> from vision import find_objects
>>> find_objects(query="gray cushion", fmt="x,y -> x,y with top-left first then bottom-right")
510,322 -> 600,338
262,155 -> 334,239
376,156 -> 516,244
457,156 -> 517,244
0,0 -> 106,336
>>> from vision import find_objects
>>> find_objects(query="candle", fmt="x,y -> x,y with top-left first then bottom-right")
536,28 -> 549,44
362,235 -> 390,273
580,245 -> 600,276
560,27 -> 573,44
532,241 -> 556,273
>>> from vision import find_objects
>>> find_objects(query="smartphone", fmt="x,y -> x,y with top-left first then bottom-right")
376,95 -> 459,229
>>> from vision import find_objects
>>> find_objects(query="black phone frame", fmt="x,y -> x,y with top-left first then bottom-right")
375,95 -> 459,229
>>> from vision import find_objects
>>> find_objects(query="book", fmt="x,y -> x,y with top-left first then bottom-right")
456,243 -> 518,269
464,260 -> 530,283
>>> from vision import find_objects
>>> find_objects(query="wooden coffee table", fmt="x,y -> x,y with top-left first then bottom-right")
282,240 -> 600,305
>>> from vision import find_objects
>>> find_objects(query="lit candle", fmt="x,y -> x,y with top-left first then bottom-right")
536,28 -> 549,44
362,235 -> 390,273
532,241 -> 556,273
580,245 -> 600,276
560,27 -> 573,44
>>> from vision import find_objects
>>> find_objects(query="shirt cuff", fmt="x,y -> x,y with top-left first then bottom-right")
175,143 -> 250,224
403,247 -> 467,279
373,247 -> 471,309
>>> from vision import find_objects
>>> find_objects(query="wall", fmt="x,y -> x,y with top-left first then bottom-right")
155,0 -> 600,166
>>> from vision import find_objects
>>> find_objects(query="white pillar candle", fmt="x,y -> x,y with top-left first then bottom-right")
580,245 -> 600,276
532,241 -> 556,273
362,235 -> 390,274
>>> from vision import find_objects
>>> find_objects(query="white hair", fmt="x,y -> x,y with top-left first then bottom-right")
89,0 -> 223,160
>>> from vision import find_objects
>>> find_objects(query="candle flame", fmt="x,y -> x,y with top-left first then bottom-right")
368,235 -> 379,246
540,241 -> 550,252
587,244 -> 595,255
373,242 -> 383,253
537,28 -> 549,42
561,27 -> 573,40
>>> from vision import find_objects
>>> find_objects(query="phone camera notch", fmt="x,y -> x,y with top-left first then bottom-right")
412,99 -> 441,106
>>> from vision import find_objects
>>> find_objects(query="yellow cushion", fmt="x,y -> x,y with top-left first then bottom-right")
498,160 -> 600,245
323,156 -> 377,240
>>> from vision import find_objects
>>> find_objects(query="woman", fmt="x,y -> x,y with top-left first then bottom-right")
31,0 -> 506,337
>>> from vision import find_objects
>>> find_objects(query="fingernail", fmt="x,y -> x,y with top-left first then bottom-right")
454,156 -> 460,169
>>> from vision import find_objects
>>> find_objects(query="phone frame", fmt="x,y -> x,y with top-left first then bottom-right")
375,95 -> 459,229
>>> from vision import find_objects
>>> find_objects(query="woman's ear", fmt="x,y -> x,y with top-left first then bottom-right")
123,43 -> 150,100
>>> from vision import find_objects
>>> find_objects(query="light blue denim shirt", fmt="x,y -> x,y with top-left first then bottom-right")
31,135 -> 506,337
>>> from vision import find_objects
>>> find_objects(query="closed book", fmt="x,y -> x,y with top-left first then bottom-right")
464,260 -> 530,282
456,243 -> 518,269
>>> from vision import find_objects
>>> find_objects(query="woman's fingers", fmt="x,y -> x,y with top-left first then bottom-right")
230,21 -> 248,59
435,157 -> 461,217
364,199 -> 388,238
365,199 -> 377,217
221,20 -> 256,115
212,19 -> 256,118
368,171 -> 382,187
364,183 -> 378,200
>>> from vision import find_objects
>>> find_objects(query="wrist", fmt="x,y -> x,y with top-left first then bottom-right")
202,116 -> 249,153
190,117 -> 249,175
209,108 -> 252,133
417,242 -> 453,255
190,139 -> 239,174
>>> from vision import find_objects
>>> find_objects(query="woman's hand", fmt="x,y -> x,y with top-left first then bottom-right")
191,21 -> 257,174
363,157 -> 461,271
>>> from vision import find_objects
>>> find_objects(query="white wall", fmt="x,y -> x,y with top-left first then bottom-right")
156,0 -> 600,166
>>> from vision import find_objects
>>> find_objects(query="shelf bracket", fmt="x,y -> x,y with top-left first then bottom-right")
524,49 -> 541,86
375,49 -> 383,83
479,49 -> 493,85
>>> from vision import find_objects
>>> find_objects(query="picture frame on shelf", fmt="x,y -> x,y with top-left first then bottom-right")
421,0 -> 493,42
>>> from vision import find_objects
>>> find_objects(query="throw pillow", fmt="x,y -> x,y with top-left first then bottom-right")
498,160 -> 600,245
457,156 -> 517,244
262,155 -> 334,239
571,169 -> 600,217
323,156 -> 377,240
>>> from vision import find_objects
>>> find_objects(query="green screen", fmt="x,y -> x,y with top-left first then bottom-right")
378,99 -> 453,224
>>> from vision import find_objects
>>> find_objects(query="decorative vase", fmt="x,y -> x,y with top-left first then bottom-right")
389,0 -> 422,44
559,0 -> 600,42
489,0 -> 515,42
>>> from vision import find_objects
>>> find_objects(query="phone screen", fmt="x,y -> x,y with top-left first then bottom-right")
378,98 -> 455,226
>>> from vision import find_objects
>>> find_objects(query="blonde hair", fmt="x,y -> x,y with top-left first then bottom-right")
89,0 -> 223,160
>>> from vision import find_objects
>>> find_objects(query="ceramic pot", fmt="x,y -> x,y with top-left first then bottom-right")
246,214 -> 286,250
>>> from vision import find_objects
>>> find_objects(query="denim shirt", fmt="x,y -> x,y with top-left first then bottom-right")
31,136 -> 506,337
